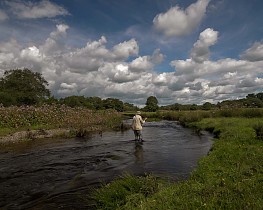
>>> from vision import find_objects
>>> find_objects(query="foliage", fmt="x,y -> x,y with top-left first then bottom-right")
144,96 -> 159,112
60,95 -> 91,108
103,98 -> 124,112
123,102 -> 138,111
202,102 -> 215,110
253,123 -> 263,140
0,69 -> 50,105
0,92 -> 17,106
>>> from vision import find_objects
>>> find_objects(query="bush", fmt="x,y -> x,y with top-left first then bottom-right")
253,123 -> 263,140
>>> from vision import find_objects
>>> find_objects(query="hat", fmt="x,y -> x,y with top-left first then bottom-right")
136,111 -> 141,115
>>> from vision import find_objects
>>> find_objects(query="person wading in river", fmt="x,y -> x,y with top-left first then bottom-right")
131,111 -> 147,141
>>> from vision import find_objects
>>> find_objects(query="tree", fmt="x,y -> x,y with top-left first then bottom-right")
0,92 -> 17,106
244,97 -> 263,108
86,97 -> 103,110
123,102 -> 138,111
144,96 -> 159,112
103,98 -> 124,112
256,92 -> 263,100
0,68 -> 50,105
202,102 -> 214,110
60,96 -> 86,107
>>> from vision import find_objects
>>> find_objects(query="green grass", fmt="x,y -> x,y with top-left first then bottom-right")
92,117 -> 263,209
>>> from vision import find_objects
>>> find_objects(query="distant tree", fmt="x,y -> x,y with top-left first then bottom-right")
86,97 -> 103,110
144,96 -> 159,112
0,68 -> 50,105
190,104 -> 198,110
103,98 -> 124,112
123,102 -> 138,111
202,102 -> 214,110
170,103 -> 180,111
256,92 -> 263,100
246,93 -> 256,98
39,96 -> 59,105
243,97 -> 263,108
60,96 -> 89,107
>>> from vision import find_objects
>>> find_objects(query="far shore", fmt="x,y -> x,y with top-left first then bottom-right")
0,128 -> 71,144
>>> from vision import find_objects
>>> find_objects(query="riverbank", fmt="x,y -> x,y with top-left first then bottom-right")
0,128 -> 71,144
0,105 -> 123,143
92,116 -> 263,209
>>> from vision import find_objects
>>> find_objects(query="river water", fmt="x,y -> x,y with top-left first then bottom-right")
0,121 -> 213,209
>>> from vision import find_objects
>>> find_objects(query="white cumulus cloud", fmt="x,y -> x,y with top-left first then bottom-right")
112,39 -> 139,60
190,28 -> 218,63
153,0 -> 210,37
0,22 -> 262,106
241,41 -> 263,62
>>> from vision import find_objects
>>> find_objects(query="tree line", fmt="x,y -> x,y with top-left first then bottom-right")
160,93 -> 263,111
0,69 -> 138,111
0,69 -> 262,111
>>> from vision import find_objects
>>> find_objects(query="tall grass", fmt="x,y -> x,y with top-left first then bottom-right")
0,105 -> 122,136
140,108 -> 263,126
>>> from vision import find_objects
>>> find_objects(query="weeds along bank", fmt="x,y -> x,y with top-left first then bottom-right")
93,110 -> 263,209
0,105 -> 122,141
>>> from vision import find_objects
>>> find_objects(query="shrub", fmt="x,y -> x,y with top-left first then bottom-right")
253,123 -> 263,140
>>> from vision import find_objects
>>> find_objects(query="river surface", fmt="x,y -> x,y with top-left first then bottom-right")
0,121 -> 213,209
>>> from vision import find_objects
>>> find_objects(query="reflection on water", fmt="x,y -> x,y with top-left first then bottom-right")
0,121 -> 213,209
134,143 -> 144,165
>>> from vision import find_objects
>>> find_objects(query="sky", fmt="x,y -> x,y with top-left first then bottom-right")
0,0 -> 262,106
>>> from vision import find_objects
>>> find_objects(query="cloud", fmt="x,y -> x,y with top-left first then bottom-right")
0,23 -> 262,106
164,27 -> 263,104
20,46 -> 44,62
112,39 -> 139,60
190,28 -> 218,63
153,0 -> 210,37
0,9 -> 8,21
5,0 -> 69,19
0,24 -> 162,101
129,56 -> 153,72
0,39 -> 22,71
151,49 -> 165,64
99,62 -> 139,83
40,24 -> 69,55
241,41 -> 263,62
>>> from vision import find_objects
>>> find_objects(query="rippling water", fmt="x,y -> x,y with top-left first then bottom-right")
0,121 -> 213,209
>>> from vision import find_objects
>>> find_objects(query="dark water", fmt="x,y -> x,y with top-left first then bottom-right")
0,121 -> 213,209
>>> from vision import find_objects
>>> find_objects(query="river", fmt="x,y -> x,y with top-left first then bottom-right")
0,120 -> 213,209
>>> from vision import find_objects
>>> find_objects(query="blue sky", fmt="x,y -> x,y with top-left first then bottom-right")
0,0 -> 262,106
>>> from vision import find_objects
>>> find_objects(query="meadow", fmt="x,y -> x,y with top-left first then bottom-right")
93,109 -> 263,209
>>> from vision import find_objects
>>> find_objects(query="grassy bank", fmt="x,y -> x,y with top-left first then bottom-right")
92,112 -> 263,209
0,105 -> 122,139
